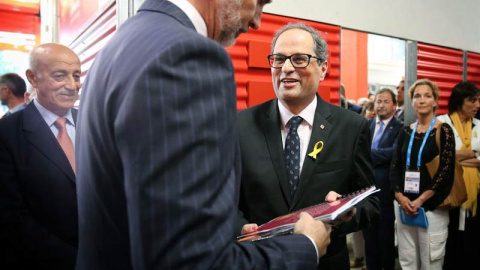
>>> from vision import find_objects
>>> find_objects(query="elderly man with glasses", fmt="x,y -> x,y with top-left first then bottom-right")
236,22 -> 380,270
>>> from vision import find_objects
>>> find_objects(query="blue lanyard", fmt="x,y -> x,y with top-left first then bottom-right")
406,117 -> 436,169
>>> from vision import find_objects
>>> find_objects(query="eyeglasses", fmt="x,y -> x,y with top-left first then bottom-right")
267,53 -> 321,68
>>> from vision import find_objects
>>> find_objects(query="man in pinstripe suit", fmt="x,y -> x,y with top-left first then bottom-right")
75,0 -> 331,269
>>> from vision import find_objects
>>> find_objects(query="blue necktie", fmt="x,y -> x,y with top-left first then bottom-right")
285,116 -> 302,198
371,120 -> 384,149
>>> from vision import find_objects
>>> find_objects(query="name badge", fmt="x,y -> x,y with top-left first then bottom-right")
404,171 -> 420,194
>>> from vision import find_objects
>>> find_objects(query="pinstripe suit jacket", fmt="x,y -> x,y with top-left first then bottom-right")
75,0 -> 319,269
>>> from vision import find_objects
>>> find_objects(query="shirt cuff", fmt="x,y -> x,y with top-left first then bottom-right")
304,234 -> 320,264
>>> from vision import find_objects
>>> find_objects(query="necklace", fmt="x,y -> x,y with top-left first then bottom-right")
416,125 -> 430,133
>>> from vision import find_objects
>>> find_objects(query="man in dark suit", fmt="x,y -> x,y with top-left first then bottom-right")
0,73 -> 27,117
0,43 -> 80,269
363,88 -> 403,270
75,1 -> 331,269
395,79 -> 405,121
339,84 -> 362,114
236,22 -> 380,270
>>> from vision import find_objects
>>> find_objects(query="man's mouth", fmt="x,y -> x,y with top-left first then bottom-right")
281,78 -> 299,84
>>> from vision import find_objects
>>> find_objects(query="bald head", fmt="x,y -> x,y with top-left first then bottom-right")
26,43 -> 81,116
29,43 -> 80,71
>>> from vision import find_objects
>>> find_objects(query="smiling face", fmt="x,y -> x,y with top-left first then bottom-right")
271,28 -> 328,112
26,44 -> 81,116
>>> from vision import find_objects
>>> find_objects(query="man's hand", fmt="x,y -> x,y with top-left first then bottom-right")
293,212 -> 332,257
241,223 -> 259,235
325,191 -> 356,224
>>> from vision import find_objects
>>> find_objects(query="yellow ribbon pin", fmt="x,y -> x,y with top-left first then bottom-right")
308,141 -> 324,160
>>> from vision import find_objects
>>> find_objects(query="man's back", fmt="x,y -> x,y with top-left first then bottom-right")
76,2 -> 322,269
77,2 -> 236,268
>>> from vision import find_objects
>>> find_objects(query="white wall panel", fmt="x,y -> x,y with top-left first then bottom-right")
264,0 -> 480,52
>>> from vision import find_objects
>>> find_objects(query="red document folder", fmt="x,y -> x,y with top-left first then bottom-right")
237,186 -> 379,242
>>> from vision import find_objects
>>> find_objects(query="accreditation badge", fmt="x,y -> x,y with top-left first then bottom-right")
404,171 -> 420,194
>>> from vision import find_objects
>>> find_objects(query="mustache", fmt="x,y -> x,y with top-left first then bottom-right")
56,89 -> 78,96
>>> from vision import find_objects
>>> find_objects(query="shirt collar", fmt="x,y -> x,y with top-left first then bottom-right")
376,115 -> 393,126
279,96 -> 317,128
168,0 -> 207,37
9,103 -> 26,114
33,99 -> 74,127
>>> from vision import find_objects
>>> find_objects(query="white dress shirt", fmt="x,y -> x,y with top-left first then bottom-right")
373,116 -> 393,140
279,96 -> 317,174
168,0 -> 207,37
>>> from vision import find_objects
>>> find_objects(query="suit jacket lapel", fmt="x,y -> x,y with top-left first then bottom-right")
369,118 -> 376,141
262,101 -> 293,206
23,103 -> 76,182
379,117 -> 399,146
291,97 -> 332,210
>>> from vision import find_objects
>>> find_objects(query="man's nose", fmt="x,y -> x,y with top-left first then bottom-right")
249,6 -> 263,30
65,76 -> 79,90
281,58 -> 295,72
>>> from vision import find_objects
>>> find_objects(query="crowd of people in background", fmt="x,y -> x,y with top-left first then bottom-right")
345,79 -> 480,270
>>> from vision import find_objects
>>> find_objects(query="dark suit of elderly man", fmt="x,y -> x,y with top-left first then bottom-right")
0,43 -> 80,270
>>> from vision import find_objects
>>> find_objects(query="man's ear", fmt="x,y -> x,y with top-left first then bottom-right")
319,60 -> 328,80
26,69 -> 37,89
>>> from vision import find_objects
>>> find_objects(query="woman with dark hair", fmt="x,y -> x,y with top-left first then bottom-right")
361,100 -> 376,120
437,81 -> 480,270
391,79 -> 455,269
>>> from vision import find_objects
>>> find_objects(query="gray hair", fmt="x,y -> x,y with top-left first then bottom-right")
270,22 -> 328,65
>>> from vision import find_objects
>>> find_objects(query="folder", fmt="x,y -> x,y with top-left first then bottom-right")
238,186 -> 380,242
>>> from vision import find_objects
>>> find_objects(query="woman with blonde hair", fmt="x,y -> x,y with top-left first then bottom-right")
390,79 -> 455,269
437,81 -> 480,270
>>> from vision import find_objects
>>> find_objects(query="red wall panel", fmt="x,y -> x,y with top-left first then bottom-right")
467,52 -> 480,88
0,10 -> 40,52
0,0 -> 39,15
226,13 -> 341,110
417,43 -> 463,115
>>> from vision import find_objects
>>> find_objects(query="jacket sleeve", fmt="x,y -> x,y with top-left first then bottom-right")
337,118 -> 380,234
